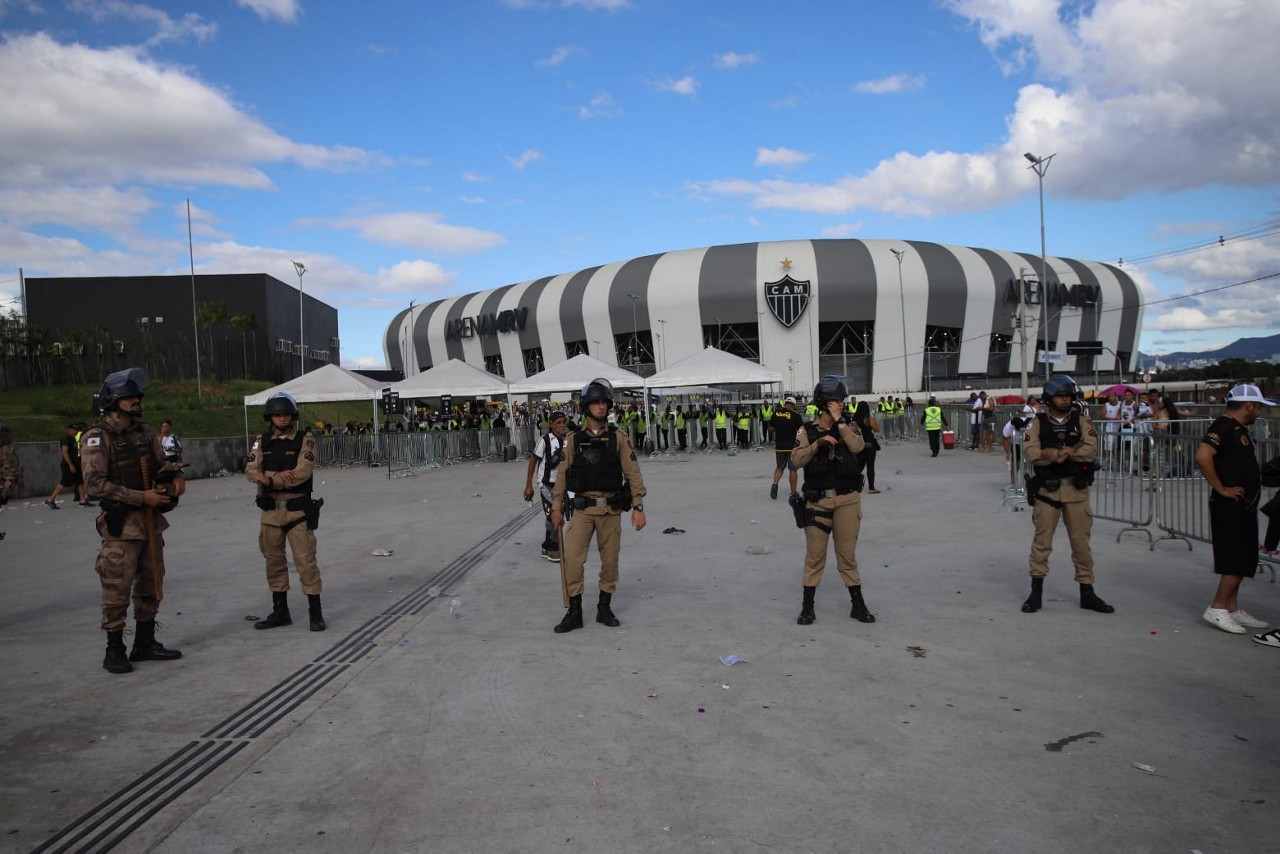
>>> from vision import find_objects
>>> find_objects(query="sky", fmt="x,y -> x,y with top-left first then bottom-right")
1,0 -> 1278,371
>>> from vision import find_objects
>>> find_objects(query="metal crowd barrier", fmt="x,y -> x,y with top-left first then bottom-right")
315,426 -> 539,479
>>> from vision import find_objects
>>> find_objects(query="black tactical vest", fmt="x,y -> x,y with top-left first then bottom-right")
566,426 -> 624,493
1035,412 -> 1089,479
260,429 -> 313,494
800,423 -> 864,491
106,425 -> 157,490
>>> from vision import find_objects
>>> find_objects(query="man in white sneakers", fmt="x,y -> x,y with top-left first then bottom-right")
1195,384 -> 1273,636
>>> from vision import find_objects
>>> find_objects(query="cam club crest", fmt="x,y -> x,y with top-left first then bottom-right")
764,275 -> 811,328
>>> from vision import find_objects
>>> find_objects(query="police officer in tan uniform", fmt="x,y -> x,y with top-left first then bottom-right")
791,379 -> 873,625
549,378 -> 647,633
80,369 -> 185,674
1021,374 -> 1115,614
245,392 -> 327,631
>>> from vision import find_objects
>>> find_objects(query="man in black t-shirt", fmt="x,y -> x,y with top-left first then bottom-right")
44,423 -> 91,509
1195,384 -> 1273,636
769,397 -> 803,500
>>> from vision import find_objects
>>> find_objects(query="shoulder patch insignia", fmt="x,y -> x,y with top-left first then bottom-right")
85,436 -> 101,448
304,452 -> 315,461
252,440 -> 260,449
629,451 -> 637,461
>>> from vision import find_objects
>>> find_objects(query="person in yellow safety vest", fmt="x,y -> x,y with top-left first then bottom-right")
805,401 -> 819,421
760,401 -> 774,443
658,405 -> 672,451
735,409 -> 751,449
877,397 -> 890,414
699,404 -> 712,449
921,395 -> 948,457
674,405 -> 688,451
714,406 -> 729,450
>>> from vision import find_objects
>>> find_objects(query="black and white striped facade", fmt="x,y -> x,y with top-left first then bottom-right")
384,239 -> 1143,396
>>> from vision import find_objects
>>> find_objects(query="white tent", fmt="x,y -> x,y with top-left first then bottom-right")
507,353 -> 644,395
386,358 -> 510,399
244,363 -> 388,406
645,347 -> 782,391
243,363 -> 389,448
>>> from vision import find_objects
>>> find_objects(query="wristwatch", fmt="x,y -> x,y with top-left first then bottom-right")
634,503 -> 645,512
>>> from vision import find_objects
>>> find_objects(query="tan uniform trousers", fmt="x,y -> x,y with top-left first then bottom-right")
258,507 -> 323,595
96,534 -> 164,631
1028,482 -> 1094,583
562,505 -> 622,597
802,492 -> 862,588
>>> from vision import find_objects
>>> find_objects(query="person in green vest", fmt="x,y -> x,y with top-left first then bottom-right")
634,405 -> 648,452
714,405 -> 729,450
921,395 -> 948,457
735,408 -> 751,449
699,404 -> 711,449
805,400 -> 819,422
657,405 -> 672,451
674,405 -> 688,451
892,397 -> 905,416
760,400 -> 775,443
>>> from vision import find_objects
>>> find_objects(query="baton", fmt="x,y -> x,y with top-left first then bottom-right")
140,456 -> 163,601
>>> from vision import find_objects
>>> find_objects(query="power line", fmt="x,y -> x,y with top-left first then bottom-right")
1116,218 -> 1280,267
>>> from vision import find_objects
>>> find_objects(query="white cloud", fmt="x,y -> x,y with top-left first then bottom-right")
853,73 -> 926,95
459,196 -> 486,204
715,52 -> 759,69
370,259 -> 455,293
502,0 -> 630,9
821,223 -> 863,238
0,186 -> 157,236
754,147 -> 812,169
69,0 -> 217,45
505,149 -> 542,170
703,1 -> 1280,216
341,354 -> 383,370
535,45 -> 582,68
1139,234 -> 1280,340
236,0 -> 301,23
579,92 -> 621,120
655,76 -> 698,97
326,212 -> 505,254
0,34 -> 379,191
460,171 -> 489,183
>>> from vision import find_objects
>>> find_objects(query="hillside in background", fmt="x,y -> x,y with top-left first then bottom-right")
1141,332 -> 1280,365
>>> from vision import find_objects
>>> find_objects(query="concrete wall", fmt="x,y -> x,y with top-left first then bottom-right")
7,437 -> 248,500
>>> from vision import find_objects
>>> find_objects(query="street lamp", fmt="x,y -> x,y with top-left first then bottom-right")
292,260 -> 307,377
627,293 -> 640,366
890,248 -> 910,392
656,318 -> 667,369
402,299 -> 416,378
1025,151 -> 1056,380
713,316 -> 722,349
787,358 -> 798,394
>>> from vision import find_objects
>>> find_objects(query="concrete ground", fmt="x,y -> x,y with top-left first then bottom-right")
1,437 -> 1278,853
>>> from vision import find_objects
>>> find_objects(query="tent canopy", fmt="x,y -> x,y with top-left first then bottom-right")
645,347 -> 782,390
387,358 -> 510,399
243,363 -> 388,406
507,353 -> 645,395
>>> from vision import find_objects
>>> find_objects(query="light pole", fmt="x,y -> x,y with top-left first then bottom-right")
656,318 -> 667,369
627,293 -> 640,367
402,299 -> 416,378
787,358 -> 797,395
890,248 -> 910,393
714,316 -> 722,349
1025,152 -> 1056,380
292,260 -> 307,377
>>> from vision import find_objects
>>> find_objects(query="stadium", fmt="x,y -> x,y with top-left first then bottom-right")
384,238 -> 1143,396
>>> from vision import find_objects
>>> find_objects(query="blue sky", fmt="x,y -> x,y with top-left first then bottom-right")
1,0 -> 1277,370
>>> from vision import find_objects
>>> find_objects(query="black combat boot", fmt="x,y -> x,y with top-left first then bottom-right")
254,591 -> 292,630
554,595 -> 584,633
129,619 -> 183,661
849,586 -> 876,623
1079,584 -> 1115,614
1022,577 -> 1044,613
596,591 -> 621,627
797,586 -> 816,625
307,594 -> 327,632
103,630 -> 133,674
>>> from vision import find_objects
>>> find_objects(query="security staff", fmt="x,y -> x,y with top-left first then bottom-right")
714,406 -> 729,450
550,378 -> 647,633
245,392 -> 327,631
921,396 -> 947,457
80,368 -> 185,674
1022,375 -> 1114,615
674,405 -> 688,451
760,400 -> 775,443
790,379 -> 874,625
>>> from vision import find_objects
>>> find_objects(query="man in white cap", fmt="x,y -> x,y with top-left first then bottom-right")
769,396 -> 803,499
1195,383 -> 1274,635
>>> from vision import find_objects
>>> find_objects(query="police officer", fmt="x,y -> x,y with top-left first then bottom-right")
1022,375 -> 1114,614
245,392 -> 327,631
80,368 -> 185,674
790,379 -> 874,625
549,378 -> 647,633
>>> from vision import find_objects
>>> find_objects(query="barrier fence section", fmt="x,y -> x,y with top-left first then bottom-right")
314,427 -> 537,478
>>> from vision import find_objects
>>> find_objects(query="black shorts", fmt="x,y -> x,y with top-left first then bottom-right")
59,465 -> 81,488
774,451 -> 797,471
1209,497 -> 1259,577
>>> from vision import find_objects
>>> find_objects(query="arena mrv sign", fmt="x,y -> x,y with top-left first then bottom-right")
445,306 -> 530,340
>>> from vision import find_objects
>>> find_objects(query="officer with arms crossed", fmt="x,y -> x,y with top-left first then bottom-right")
790,379 -> 875,625
549,379 -> 647,633
1021,375 -> 1115,614
80,369 -> 186,673
245,392 -> 327,631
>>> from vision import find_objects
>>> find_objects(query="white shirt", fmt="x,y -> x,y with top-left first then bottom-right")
532,432 -> 563,486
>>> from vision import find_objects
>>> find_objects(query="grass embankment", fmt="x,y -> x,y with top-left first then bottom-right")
0,380 -> 381,442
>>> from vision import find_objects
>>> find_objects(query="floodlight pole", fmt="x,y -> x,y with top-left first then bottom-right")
1025,152 -> 1056,381
187,200 -> 202,397
627,293 -> 640,367
293,261 -> 307,377
890,248 -> 910,393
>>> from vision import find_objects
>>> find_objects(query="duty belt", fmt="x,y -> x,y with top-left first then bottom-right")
813,486 -> 858,499
577,495 -> 613,507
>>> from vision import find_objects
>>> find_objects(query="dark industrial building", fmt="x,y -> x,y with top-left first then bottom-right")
22,274 -> 339,385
